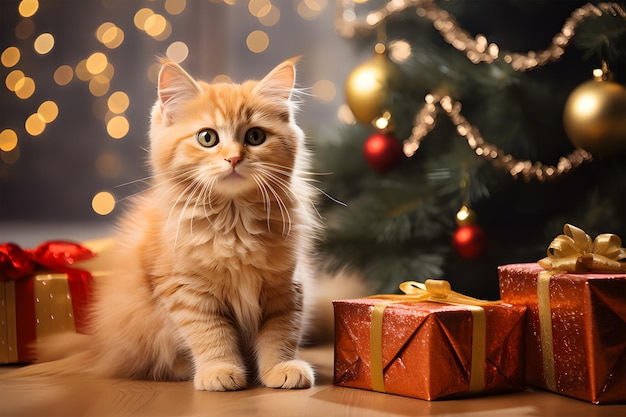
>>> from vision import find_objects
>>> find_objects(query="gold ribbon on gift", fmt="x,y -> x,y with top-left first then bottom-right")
536,224 -> 626,391
538,223 -> 626,273
368,280 -> 500,394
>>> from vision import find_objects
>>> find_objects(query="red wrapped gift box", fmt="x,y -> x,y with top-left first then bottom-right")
333,280 -> 527,400
498,224 -> 626,404
499,263 -> 626,404
0,241 -> 96,364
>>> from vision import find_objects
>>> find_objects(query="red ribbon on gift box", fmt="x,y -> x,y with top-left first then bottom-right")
0,241 -> 95,361
0,241 -> 95,280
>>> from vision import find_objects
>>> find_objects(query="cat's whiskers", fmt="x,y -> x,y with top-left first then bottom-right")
252,163 -> 293,206
251,174 -> 274,233
199,177 -> 217,226
258,174 -> 292,236
166,178 -> 201,247
255,164 -> 321,225
185,180 -> 205,237
259,162 -> 347,210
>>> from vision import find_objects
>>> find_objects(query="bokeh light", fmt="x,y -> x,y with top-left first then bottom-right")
0,129 -> 19,152
1,147 -> 20,164
97,22 -> 125,49
296,0 -> 327,20
389,39 -> 412,62
246,30 -> 269,53
15,76 -> 35,99
18,0 -> 39,18
100,63 -> 115,80
338,104 -> 357,125
15,19 -> 34,39
249,0 -> 271,17
54,65 -> 74,85
86,52 -> 108,75
38,101 -> 59,123
213,74 -> 233,83
5,70 -> 25,91
165,0 -> 186,15
107,91 -> 130,114
312,79 -> 336,102
34,33 -> 54,55
89,75 -> 111,96
134,8 -> 154,30
147,62 -> 161,84
258,5 -> 280,26
92,191 -> 116,215
1,47 -> 21,67
107,115 -> 129,139
166,41 -> 189,63
152,21 -> 173,41
96,152 -> 122,178
75,59 -> 91,81
25,113 -> 46,136
144,14 -> 168,37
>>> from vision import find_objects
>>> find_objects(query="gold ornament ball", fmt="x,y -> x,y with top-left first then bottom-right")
563,78 -> 626,155
345,47 -> 401,125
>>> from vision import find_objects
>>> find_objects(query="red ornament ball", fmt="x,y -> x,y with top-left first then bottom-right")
363,132 -> 403,173
452,225 -> 486,259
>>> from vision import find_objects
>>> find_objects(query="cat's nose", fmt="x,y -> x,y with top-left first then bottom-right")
225,155 -> 242,168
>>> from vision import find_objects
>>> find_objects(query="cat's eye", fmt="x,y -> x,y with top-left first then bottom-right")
196,128 -> 219,148
244,128 -> 266,146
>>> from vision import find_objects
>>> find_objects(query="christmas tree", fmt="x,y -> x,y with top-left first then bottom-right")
315,0 -> 626,299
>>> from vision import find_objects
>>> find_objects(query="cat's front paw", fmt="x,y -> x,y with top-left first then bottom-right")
260,359 -> 314,389
193,363 -> 247,391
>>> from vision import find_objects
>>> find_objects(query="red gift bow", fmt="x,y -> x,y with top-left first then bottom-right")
0,240 -> 96,280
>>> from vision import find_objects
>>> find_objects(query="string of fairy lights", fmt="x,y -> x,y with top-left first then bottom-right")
0,0 -> 335,217
336,0 -> 626,181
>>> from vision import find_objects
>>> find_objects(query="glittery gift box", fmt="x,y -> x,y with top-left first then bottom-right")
332,296 -> 527,400
0,271 -> 93,363
498,263 -> 626,404
0,240 -> 112,364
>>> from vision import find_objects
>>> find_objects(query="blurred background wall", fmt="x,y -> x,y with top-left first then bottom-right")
0,0 -> 356,225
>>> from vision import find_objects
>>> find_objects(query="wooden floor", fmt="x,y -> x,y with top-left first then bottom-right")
1,225 -> 624,416
0,345 -> 623,417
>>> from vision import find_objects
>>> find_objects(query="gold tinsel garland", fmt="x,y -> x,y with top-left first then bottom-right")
336,0 -> 626,181
403,93 -> 593,182
337,1 -> 626,71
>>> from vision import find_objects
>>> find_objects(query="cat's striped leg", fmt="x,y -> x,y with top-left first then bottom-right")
157,278 -> 247,391
256,281 -> 314,389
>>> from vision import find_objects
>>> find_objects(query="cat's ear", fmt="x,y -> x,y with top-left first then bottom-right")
252,56 -> 299,101
157,60 -> 203,122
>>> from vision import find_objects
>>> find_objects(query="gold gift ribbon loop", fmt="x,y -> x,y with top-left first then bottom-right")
538,224 -> 626,272
369,280 -> 499,394
379,279 -> 500,306
536,224 -> 626,392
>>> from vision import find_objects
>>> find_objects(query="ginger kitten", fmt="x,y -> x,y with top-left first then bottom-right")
23,58 -> 319,391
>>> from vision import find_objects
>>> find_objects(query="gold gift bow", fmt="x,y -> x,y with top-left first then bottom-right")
368,280 -> 500,394
536,224 -> 626,392
538,223 -> 626,273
